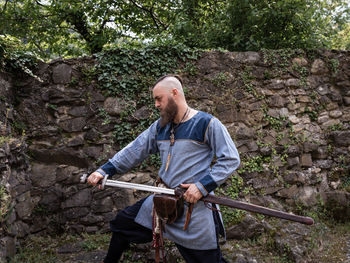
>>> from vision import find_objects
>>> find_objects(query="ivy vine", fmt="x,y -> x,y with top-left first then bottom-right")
92,41 -> 199,168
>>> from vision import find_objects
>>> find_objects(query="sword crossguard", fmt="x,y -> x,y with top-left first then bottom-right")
174,187 -> 186,198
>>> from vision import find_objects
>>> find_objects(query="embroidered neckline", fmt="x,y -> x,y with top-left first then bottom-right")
170,107 -> 190,146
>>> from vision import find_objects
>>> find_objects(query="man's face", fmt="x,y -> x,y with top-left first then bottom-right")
153,86 -> 178,127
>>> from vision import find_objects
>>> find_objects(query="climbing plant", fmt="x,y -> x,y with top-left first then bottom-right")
93,41 -> 199,168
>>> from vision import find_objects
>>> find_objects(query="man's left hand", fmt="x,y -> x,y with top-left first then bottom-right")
180,183 -> 203,204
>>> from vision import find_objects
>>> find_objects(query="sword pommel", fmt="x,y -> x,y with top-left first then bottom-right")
80,173 -> 88,183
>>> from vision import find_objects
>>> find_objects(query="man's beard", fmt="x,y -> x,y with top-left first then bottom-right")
160,97 -> 178,127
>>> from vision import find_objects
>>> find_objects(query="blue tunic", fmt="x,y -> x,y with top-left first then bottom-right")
97,111 -> 240,250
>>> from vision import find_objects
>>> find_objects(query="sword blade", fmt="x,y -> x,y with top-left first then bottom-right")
104,179 -> 175,195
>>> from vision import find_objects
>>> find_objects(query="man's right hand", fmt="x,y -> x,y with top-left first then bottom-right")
87,171 -> 104,186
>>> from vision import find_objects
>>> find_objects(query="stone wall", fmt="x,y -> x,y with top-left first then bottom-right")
0,49 -> 350,261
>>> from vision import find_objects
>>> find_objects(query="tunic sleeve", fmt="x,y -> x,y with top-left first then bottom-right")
96,120 -> 159,177
195,117 -> 240,196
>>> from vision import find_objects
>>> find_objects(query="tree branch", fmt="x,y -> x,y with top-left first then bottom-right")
0,0 -> 10,15
129,0 -> 167,31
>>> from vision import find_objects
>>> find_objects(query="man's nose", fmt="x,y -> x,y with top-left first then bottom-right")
155,101 -> 160,108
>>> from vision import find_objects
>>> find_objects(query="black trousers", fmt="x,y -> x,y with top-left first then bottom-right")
104,198 -> 228,263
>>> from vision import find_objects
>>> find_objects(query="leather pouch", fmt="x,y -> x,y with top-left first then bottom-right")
153,194 -> 184,224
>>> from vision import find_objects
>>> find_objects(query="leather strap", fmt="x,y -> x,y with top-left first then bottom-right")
183,203 -> 193,231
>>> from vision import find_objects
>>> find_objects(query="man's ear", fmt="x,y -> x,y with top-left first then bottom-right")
172,88 -> 178,96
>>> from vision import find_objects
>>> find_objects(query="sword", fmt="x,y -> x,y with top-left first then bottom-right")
80,174 -> 314,225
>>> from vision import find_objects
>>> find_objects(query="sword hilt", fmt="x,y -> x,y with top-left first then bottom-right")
80,173 -> 108,190
174,187 -> 186,198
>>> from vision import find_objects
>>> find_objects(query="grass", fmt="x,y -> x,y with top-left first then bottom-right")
222,219 -> 350,263
6,220 -> 350,263
9,233 -> 110,263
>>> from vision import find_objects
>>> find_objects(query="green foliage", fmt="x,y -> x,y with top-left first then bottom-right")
9,233 -> 110,263
329,58 -> 340,76
327,123 -> 346,131
95,41 -> 198,98
0,35 -> 42,81
175,0 -> 350,51
210,72 -> 229,89
0,185 -> 11,225
217,175 -> 246,226
93,42 -> 198,168
1,0 -> 349,59
238,155 -> 271,174
332,22 -> 350,50
98,108 -> 111,125
80,233 -> 110,251
263,114 -> 289,132
304,106 -> 319,122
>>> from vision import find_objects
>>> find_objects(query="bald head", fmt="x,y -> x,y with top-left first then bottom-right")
153,76 -> 184,95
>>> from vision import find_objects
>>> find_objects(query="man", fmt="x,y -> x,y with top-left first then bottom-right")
87,74 -> 240,263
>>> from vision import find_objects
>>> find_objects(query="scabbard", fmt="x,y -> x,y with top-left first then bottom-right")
202,194 -> 314,225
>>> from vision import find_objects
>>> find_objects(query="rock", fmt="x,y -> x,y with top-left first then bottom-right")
29,147 -> 89,167
323,191 -> 350,221
287,157 -> 300,168
39,186 -> 63,212
226,214 -> 264,240
29,216 -> 50,233
80,214 -> 105,225
312,147 -> 328,159
274,223 -> 312,263
10,221 -> 30,238
68,106 -> 88,117
268,94 -> 286,108
132,172 -> 153,184
260,146 -> 272,156
344,96 -> 350,105
52,63 -> 72,84
231,51 -> 261,64
58,117 -> 86,132
277,185 -> 298,199
16,196 -> 34,219
112,189 -> 136,210
303,142 -> 318,153
133,106 -> 151,120
292,57 -> 308,66
83,146 -> 103,159
103,97 -> 129,116
61,188 -> 92,209
71,250 -> 106,262
267,79 -> 285,90
56,165 -> 81,183
235,125 -> 254,140
301,154 -> 313,167
91,196 -> 114,213
67,135 -> 85,147
57,242 -> 83,254
329,131 -> 350,146
317,84 -> 330,95
286,146 -> 300,157
315,160 -> 333,169
0,237 -> 16,260
285,78 -> 301,87
283,171 -> 307,185
288,115 -> 300,124
329,110 -> 342,118
31,163 -> 57,188
311,59 -> 328,74
62,207 -> 90,219
296,186 -> 318,206
84,128 -> 100,141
